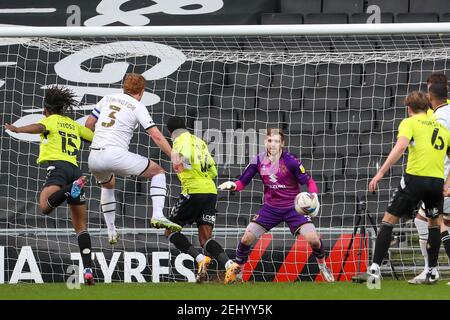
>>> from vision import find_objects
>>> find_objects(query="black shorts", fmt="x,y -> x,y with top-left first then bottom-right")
387,173 -> 444,219
43,160 -> 85,205
169,194 -> 217,227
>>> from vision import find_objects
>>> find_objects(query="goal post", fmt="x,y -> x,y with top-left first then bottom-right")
1,24 -> 450,284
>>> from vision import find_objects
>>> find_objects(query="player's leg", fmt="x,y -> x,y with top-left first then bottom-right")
165,194 -> 208,282
100,175 -> 119,245
419,180 -> 445,284
408,207 -> 430,283
196,195 -> 240,284
298,223 -> 334,282
442,216 -> 450,285
70,204 -> 95,286
140,160 -> 181,231
369,212 -> 400,280
235,206 -> 278,275
439,200 -> 450,264
370,176 -> 419,282
425,215 -> 442,284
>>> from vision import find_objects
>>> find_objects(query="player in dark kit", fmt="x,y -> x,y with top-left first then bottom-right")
4,86 -> 96,285
164,116 -> 240,284
219,128 -> 335,283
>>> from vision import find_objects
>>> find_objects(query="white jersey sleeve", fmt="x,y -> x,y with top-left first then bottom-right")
91,97 -> 108,120
135,105 -> 156,130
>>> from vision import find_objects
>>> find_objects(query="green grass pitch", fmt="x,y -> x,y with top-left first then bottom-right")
0,280 -> 449,300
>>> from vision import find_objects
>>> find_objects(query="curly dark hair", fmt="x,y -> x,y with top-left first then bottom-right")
44,86 -> 77,115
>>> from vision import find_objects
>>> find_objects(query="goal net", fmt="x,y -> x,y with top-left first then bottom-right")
1,25 -> 450,284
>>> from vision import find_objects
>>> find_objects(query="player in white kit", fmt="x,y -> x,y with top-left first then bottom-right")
85,73 -> 181,245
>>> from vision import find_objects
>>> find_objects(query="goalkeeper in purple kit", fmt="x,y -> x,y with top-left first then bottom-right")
218,128 -> 335,282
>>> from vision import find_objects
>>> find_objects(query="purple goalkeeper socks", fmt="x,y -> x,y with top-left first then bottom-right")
236,242 -> 251,265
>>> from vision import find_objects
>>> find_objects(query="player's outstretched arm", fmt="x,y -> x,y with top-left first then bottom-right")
5,123 -> 45,134
147,126 -> 172,158
84,114 -> 97,132
369,136 -> 409,192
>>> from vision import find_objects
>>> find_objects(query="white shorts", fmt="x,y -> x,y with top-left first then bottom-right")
88,147 -> 150,184
418,199 -> 450,220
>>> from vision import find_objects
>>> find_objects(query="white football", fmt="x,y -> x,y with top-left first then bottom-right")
294,192 -> 320,217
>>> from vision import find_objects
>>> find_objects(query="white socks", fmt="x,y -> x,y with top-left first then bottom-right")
196,254 -> 206,263
225,260 -> 234,270
414,217 -> 429,269
150,173 -> 167,219
101,188 -> 116,234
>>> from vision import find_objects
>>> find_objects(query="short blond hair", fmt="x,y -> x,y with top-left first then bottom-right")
404,91 -> 430,113
123,73 -> 146,95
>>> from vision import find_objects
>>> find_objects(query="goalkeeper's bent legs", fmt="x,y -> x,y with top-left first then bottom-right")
235,223 -> 264,265
300,223 -> 325,264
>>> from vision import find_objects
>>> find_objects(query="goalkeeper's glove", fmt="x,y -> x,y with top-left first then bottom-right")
218,181 -> 237,191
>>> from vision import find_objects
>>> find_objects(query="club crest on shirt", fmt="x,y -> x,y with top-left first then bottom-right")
269,173 -> 277,183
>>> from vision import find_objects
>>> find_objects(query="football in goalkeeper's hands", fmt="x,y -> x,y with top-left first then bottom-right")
294,192 -> 320,217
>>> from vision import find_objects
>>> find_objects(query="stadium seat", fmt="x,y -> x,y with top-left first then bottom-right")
304,13 -> 349,24
409,60 -> 450,86
363,62 -> 409,86
332,36 -> 380,53
330,109 -> 376,132
302,153 -> 345,180
285,132 -> 315,158
365,0 -> 409,15
240,109 -> 285,131
360,131 -> 396,155
280,0 -> 321,14
319,194 -> 358,223
378,107 -> 406,133
316,63 -> 363,87
257,88 -> 302,111
211,85 -> 257,110
409,0 -> 450,14
286,110 -> 331,134
365,193 -> 393,216
197,106 -> 238,132
391,84 -> 425,109
323,0 -> 364,14
271,64 -> 316,89
395,13 -> 439,23
217,164 -> 247,179
440,13 -> 450,22
344,155 -> 386,177
303,87 -> 348,111
314,131 -> 359,156
226,62 -> 271,88
329,175 -> 370,196
348,86 -> 392,110
260,13 -> 303,25
146,13 -> 260,25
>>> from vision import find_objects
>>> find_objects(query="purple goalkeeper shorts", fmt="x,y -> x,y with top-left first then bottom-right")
252,204 -> 312,235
